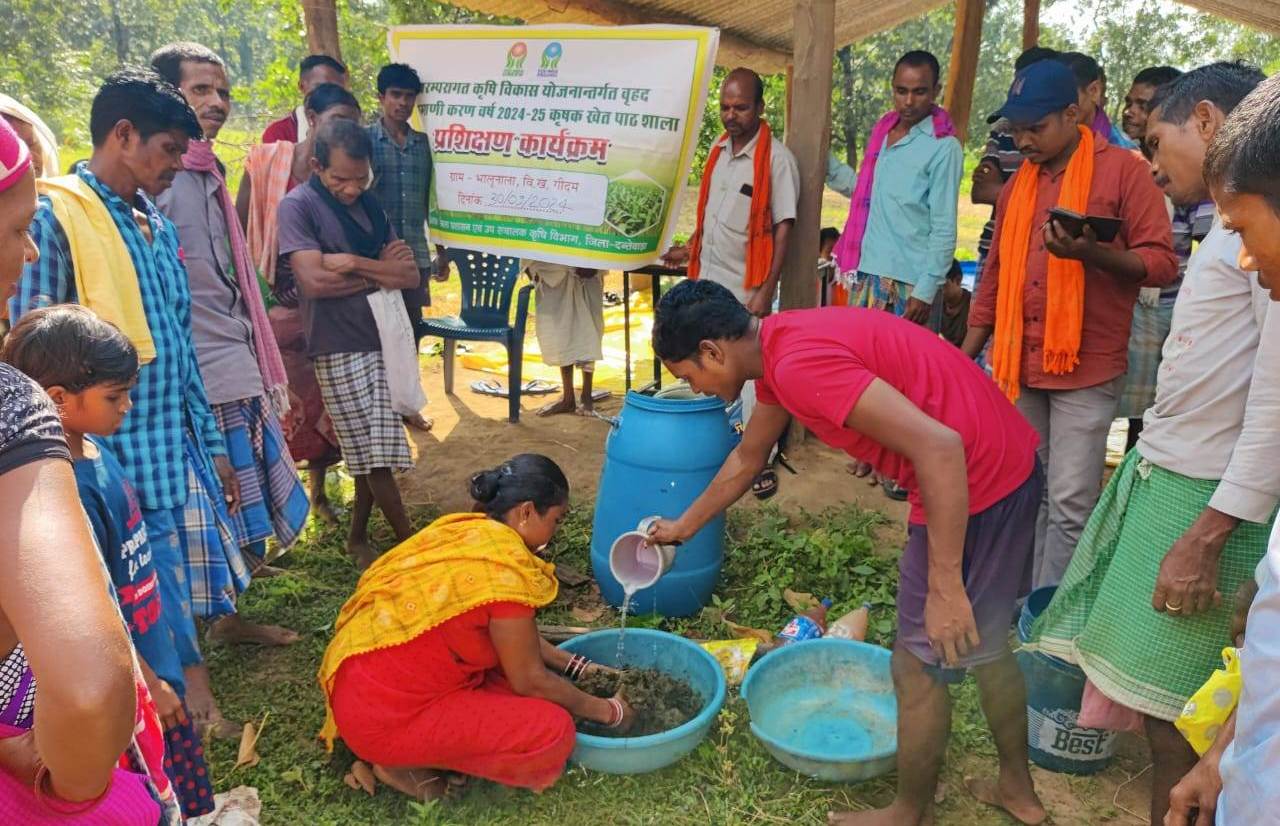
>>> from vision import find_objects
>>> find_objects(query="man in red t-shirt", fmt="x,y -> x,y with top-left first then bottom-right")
261,54 -> 349,144
648,280 -> 1046,826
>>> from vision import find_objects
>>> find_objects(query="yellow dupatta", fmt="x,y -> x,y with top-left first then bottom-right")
317,513 -> 559,749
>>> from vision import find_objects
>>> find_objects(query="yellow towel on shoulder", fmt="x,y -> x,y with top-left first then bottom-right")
316,512 -> 559,749
38,175 -> 155,364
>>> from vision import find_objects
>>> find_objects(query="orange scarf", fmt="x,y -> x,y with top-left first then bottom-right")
991,125 -> 1094,402
688,121 -> 774,290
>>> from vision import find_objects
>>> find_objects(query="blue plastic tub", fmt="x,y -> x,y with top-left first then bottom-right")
559,628 -> 726,775
1016,586 -> 1118,774
591,391 -> 737,616
741,639 -> 897,782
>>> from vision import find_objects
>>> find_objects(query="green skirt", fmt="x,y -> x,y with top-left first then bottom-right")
1029,450 -> 1273,721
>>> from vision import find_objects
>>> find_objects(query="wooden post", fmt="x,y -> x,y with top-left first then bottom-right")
1022,0 -> 1041,51
943,0 -> 985,145
302,0 -> 343,61
780,0 -> 834,315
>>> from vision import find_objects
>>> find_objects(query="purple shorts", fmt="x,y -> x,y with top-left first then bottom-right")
896,460 -> 1043,671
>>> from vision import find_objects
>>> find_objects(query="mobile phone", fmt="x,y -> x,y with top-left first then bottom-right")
1048,208 -> 1123,243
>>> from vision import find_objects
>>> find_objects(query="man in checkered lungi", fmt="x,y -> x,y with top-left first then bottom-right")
277,118 -> 418,569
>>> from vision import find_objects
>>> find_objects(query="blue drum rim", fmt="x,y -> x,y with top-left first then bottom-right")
623,390 -> 729,414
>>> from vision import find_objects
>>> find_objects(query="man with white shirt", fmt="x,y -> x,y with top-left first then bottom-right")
1166,69 -> 1280,826
1027,62 -> 1271,825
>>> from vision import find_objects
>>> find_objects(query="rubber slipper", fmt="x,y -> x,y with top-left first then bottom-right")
752,468 -> 779,500
469,379 -> 507,397
522,379 -> 562,395
882,479 -> 909,501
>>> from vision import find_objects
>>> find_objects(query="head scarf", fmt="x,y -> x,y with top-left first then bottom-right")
0,95 -> 57,179
0,116 -> 32,194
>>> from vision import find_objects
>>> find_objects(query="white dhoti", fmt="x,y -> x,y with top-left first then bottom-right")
525,261 -> 605,369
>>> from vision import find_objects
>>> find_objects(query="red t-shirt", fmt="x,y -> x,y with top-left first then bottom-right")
755,308 -> 1038,524
261,112 -> 299,144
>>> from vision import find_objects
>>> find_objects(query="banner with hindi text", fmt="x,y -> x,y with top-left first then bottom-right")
388,24 -> 719,269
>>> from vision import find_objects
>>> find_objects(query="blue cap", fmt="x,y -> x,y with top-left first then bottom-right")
987,60 -> 1079,125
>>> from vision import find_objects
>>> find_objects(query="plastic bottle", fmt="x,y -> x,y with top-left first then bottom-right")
827,603 -> 871,641
775,598 -> 832,646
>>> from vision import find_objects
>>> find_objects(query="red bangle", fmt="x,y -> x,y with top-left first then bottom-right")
32,761 -> 111,816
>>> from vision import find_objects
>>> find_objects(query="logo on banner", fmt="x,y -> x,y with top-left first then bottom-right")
538,42 -> 563,77
504,42 -> 528,76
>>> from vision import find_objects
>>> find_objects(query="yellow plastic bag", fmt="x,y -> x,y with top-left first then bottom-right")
1175,646 -> 1241,755
700,639 -> 759,686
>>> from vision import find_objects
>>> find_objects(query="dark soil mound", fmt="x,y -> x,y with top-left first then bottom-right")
577,668 -> 702,738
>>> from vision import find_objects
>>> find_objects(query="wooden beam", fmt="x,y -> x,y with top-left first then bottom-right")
302,0 -> 342,60
1023,0 -> 1041,51
447,0 -> 790,72
943,0 -> 984,145
780,0 -> 834,315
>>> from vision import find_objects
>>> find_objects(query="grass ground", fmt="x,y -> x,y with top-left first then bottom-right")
201,490 -> 1026,826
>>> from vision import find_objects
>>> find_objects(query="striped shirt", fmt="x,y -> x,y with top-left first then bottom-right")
10,164 -> 226,510
1165,200 -> 1217,305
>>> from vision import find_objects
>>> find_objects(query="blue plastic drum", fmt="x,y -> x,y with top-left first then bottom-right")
1016,586 -> 1118,774
591,390 -> 737,617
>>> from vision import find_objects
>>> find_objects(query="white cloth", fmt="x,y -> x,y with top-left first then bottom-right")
365,288 -> 427,417
525,261 -> 604,368
0,94 -> 58,177
1218,522 -> 1280,822
1138,220 -> 1280,523
294,105 -> 309,143
695,130 -> 799,303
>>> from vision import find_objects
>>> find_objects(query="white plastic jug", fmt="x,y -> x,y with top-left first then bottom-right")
608,516 -> 677,594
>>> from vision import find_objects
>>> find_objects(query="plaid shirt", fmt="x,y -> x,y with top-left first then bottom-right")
10,164 -> 226,511
367,118 -> 433,267
1166,200 -> 1218,305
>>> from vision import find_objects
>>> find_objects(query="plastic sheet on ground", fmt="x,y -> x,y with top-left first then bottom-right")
187,786 -> 261,826
455,290 -> 666,392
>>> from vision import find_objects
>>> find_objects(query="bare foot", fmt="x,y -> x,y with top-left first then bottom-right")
183,664 -> 238,739
372,764 -> 449,803
538,397 -> 577,417
403,413 -> 434,433
208,614 -> 300,646
828,802 -> 932,826
312,498 -> 339,526
348,540 -> 379,570
252,564 -> 288,579
577,403 -> 595,416
965,776 -> 1047,826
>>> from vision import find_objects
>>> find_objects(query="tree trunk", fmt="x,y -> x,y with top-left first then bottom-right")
302,0 -> 343,61
835,45 -> 858,168
107,0 -> 129,63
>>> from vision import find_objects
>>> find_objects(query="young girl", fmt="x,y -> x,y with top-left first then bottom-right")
2,306 -> 215,819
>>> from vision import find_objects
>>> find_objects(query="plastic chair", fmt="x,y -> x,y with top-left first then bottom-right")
419,249 -> 532,423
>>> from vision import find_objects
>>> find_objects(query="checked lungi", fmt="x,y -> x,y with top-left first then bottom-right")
313,351 -> 413,477
1028,450 -> 1274,721
211,396 -> 310,565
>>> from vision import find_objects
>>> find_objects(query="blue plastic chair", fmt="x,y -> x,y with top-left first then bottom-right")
419,249 -> 532,423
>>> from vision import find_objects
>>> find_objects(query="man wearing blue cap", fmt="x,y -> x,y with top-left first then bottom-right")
962,59 -> 1176,595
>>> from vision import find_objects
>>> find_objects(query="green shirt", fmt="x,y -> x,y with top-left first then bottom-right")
858,118 -> 962,304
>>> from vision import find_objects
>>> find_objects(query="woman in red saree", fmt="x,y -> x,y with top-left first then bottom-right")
319,455 -> 634,801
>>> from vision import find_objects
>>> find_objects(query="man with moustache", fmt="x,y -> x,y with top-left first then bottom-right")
262,54 -> 349,145
150,42 -> 309,688
830,50 -> 962,326
1026,61 -> 1272,825
660,66 -> 798,500
961,59 -> 1177,591
8,68 -> 250,736
1122,66 -> 1183,143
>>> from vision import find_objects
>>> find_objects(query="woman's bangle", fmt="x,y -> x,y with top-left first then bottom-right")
563,654 -> 591,682
604,697 -> 625,729
32,760 -> 111,816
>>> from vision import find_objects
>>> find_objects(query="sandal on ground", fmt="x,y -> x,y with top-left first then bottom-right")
752,468 -> 779,500
882,479 -> 909,501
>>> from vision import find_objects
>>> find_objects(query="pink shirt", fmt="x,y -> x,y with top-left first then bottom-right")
755,308 -> 1039,524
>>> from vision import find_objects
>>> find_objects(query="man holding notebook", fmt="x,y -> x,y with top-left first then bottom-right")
962,59 -> 1177,590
